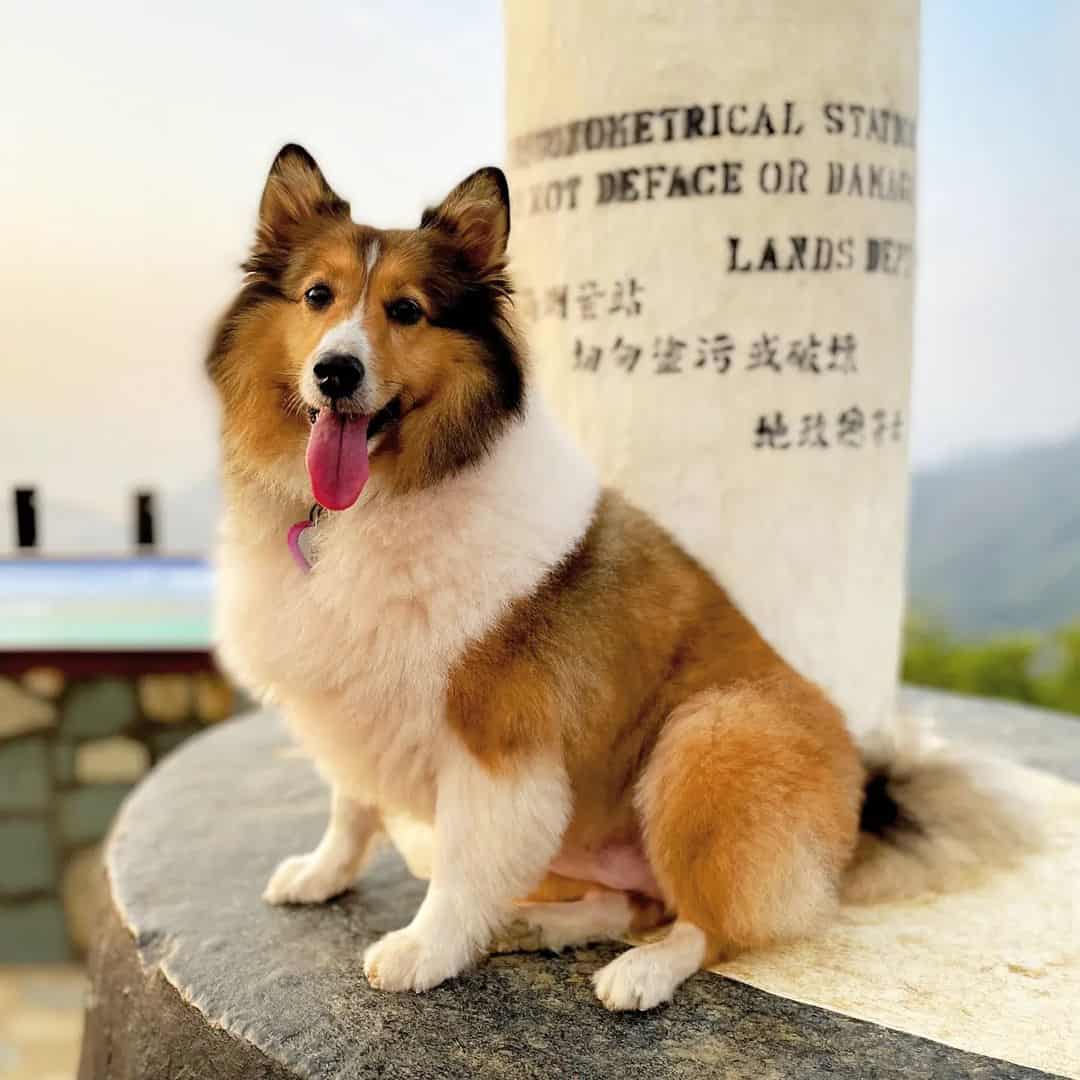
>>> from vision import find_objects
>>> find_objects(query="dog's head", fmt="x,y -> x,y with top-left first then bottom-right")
207,144 -> 523,508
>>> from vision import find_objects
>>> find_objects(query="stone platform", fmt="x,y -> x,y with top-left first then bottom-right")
78,689 -> 1078,1079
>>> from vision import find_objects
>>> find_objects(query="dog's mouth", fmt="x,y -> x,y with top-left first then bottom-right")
305,397 -> 400,441
304,396 -> 401,511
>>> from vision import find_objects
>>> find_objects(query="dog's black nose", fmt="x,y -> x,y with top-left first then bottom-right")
313,354 -> 364,400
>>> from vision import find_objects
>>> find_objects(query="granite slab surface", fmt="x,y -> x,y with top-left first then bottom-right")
88,689 -> 1079,1078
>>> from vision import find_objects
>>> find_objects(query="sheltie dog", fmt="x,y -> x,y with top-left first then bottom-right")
208,145 -> 1032,1010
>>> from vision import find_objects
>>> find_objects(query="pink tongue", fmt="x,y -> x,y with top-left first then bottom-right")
305,412 -> 370,510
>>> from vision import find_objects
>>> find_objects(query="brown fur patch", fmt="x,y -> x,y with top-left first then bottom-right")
447,490 -> 864,955
640,681 -> 862,959
447,488 -> 784,791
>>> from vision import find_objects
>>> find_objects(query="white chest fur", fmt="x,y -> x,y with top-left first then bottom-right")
214,398 -> 598,816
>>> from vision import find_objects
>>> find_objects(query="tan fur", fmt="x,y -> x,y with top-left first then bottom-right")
215,223 -> 378,486
522,874 -> 668,933
639,685 -> 861,959
448,491 -> 864,956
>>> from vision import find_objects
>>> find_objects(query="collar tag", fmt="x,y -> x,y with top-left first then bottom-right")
287,505 -> 323,573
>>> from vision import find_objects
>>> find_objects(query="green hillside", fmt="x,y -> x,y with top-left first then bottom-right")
907,432 -> 1080,636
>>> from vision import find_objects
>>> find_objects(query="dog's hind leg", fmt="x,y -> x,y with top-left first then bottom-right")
492,881 -> 667,954
591,679 -> 863,1010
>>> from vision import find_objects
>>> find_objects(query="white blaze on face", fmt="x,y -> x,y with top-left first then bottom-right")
301,239 -> 383,511
299,239 -> 382,413
365,239 -> 380,275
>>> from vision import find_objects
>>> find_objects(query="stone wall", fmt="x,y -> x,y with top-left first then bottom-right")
0,654 -> 237,962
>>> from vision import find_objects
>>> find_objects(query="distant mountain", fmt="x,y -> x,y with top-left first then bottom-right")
907,432 -> 1080,637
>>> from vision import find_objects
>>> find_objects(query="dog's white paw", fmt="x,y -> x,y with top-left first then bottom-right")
362,928 -> 472,993
592,947 -> 679,1012
262,853 -> 353,905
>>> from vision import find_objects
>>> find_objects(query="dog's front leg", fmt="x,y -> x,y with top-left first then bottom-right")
363,740 -> 570,993
264,787 -> 381,905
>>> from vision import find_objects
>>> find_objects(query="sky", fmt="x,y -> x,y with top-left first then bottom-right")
911,2 -> 1080,468
0,1 -> 504,552
1,0 -> 1077,553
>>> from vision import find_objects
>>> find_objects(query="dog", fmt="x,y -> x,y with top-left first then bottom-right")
208,144 -> 1034,1010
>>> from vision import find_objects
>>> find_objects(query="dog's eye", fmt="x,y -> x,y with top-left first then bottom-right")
303,283 -> 334,311
386,298 -> 423,326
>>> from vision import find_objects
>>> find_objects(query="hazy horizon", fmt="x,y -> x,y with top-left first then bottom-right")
2,1 -> 1077,553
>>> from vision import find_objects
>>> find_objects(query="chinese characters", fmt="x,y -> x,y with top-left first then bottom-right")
754,407 -> 903,450
518,276 -> 645,322
572,331 -> 858,376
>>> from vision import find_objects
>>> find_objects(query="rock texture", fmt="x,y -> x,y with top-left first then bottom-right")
81,702 -> 1072,1080
62,843 -> 106,953
0,659 -> 234,961
20,666 -> 66,700
136,674 -> 192,723
74,736 -> 150,785
0,678 -> 56,739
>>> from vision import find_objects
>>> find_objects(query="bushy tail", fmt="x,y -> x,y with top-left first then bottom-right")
843,711 -> 1043,904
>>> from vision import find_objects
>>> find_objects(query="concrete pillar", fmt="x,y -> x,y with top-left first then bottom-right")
505,1 -> 919,736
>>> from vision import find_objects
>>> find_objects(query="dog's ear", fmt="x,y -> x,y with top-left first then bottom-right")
421,167 -> 510,273
253,144 -> 350,257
